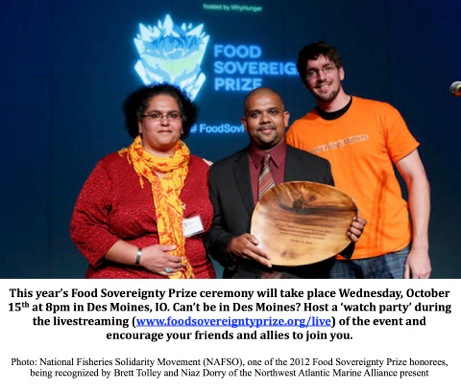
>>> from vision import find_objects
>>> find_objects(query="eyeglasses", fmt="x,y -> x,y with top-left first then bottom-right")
140,111 -> 183,121
306,64 -> 336,79
246,108 -> 284,119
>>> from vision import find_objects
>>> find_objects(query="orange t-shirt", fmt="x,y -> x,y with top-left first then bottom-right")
286,96 -> 419,259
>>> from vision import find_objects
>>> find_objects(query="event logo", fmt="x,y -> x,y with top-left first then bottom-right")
133,15 -> 210,100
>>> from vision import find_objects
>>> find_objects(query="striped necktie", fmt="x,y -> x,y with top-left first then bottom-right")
258,153 -> 276,200
257,153 -> 283,279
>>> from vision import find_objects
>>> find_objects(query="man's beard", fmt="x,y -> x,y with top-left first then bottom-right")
312,84 -> 340,103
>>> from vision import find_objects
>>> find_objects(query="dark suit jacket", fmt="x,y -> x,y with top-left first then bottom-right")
206,144 -> 337,278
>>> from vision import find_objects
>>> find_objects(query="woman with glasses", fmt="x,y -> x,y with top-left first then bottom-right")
71,83 -> 215,279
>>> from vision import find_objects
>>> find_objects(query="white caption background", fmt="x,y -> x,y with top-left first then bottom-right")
1,279 -> 458,391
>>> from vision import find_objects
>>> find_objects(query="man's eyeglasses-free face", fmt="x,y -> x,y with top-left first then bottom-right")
246,108 -> 284,119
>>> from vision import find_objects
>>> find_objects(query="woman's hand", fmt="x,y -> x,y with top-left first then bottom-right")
139,244 -> 185,276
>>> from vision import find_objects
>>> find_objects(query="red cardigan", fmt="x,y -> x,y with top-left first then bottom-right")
70,152 -> 215,279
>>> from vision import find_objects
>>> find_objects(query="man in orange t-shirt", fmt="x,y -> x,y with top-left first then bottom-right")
286,41 -> 431,279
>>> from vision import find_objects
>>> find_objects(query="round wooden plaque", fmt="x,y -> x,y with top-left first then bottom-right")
251,181 -> 357,266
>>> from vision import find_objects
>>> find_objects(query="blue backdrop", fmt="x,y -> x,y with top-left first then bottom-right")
1,0 -> 460,278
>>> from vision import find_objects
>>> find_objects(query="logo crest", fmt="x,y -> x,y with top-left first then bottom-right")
134,15 -> 210,100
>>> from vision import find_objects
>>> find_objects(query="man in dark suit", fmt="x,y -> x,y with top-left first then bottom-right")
206,87 -> 365,279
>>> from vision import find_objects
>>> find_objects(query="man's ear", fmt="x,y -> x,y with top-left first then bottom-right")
339,66 -> 345,81
283,111 -> 290,128
241,116 -> 248,132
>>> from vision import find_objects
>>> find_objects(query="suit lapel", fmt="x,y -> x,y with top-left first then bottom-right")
285,146 -> 303,181
232,151 -> 255,216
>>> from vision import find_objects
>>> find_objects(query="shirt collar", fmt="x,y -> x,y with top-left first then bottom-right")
316,96 -> 353,120
249,140 -> 287,170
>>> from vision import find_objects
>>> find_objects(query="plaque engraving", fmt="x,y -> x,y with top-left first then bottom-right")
251,181 -> 358,266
